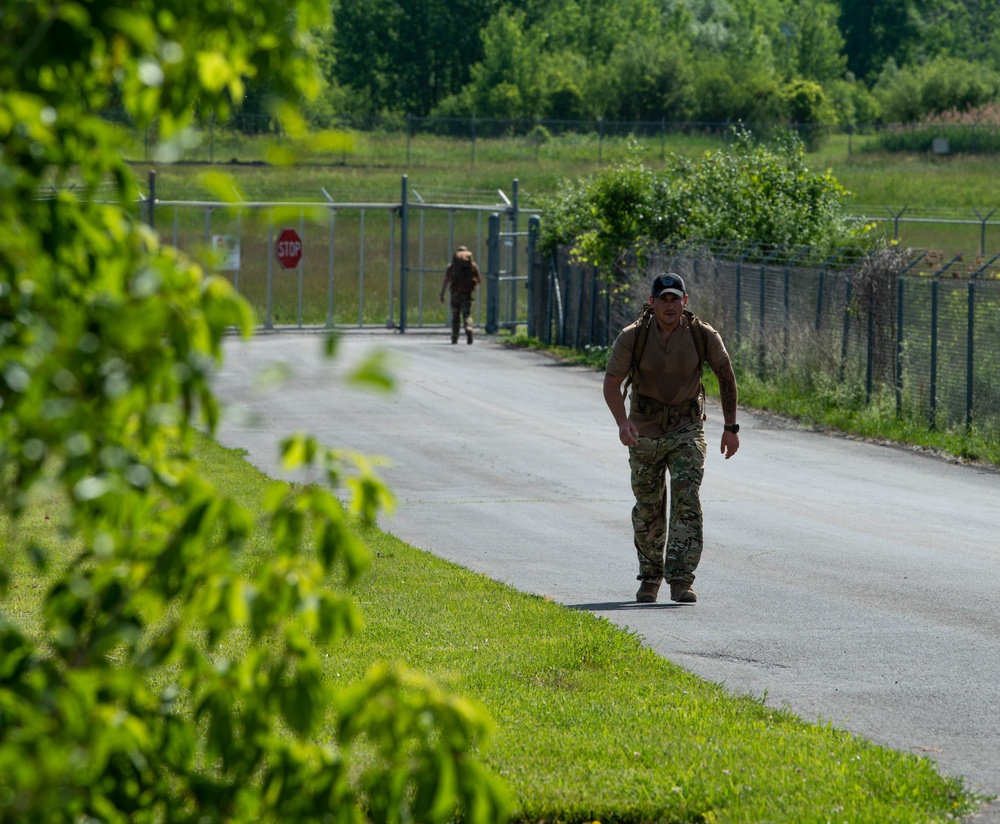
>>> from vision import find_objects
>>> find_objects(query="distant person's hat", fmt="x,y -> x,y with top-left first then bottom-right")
651,272 -> 686,298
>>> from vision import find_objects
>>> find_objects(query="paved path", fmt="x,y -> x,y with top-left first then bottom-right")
213,330 -> 1000,817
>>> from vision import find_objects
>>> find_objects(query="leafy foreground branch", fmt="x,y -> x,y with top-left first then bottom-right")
1,0 -> 506,819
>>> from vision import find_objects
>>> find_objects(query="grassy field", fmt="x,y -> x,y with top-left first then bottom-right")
136,130 -> 1000,208
1,435 -> 986,823
133,128 -> 1000,265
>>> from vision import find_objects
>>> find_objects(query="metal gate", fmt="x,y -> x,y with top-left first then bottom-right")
144,172 -> 538,334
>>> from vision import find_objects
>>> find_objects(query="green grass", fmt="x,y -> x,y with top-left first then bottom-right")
734,370 -> 1000,466
137,130 -> 1000,210
1,435 -> 987,823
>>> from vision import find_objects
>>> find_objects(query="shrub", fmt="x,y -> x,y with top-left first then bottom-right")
874,57 -> 1000,125
541,129 -> 872,281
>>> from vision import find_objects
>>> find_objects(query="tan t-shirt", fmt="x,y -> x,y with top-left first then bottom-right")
606,313 -> 731,436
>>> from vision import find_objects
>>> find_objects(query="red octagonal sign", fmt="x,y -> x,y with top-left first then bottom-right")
275,228 -> 303,269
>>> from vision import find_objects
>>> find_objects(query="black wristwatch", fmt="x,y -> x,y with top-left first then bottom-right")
723,423 -> 740,433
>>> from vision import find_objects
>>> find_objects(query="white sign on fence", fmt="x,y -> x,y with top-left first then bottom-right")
211,234 -> 241,270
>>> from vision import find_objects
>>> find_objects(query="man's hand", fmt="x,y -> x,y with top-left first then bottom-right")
721,431 -> 740,459
603,373 -> 639,447
618,419 -> 639,447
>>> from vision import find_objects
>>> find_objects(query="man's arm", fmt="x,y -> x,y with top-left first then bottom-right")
603,373 -> 639,447
439,267 -> 451,302
713,359 -> 740,459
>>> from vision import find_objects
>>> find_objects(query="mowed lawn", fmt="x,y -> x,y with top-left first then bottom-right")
2,433 -> 984,823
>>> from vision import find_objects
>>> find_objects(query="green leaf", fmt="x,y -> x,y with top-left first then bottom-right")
347,349 -> 396,392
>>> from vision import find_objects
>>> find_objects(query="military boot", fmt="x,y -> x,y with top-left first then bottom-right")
669,581 -> 697,603
635,580 -> 660,603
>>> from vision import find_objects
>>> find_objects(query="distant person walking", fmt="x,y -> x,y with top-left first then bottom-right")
440,245 -> 482,344
603,273 -> 741,604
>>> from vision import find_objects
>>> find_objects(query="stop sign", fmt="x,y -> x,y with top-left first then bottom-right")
275,228 -> 303,269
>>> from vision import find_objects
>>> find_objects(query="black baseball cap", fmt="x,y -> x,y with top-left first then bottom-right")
651,272 -> 686,298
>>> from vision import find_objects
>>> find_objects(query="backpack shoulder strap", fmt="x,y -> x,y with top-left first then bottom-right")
684,309 -> 708,372
622,301 -> 654,399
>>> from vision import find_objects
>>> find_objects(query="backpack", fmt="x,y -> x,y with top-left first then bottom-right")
621,302 -> 708,400
450,249 -> 476,294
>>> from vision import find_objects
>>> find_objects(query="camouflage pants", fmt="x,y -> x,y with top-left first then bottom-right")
450,290 -> 474,340
628,423 -> 707,586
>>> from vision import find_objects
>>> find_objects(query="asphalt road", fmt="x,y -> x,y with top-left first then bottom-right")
213,329 -> 1000,817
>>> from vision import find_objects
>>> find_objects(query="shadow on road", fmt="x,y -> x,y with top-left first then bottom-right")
566,601 -> 688,611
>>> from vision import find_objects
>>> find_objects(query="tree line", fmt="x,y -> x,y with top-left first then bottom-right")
282,0 -> 1000,130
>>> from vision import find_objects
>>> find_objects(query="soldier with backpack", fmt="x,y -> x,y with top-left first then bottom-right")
603,272 -> 741,604
440,245 -> 482,344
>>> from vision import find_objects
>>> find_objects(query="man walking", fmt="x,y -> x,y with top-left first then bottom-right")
603,273 -> 740,604
440,245 -> 482,344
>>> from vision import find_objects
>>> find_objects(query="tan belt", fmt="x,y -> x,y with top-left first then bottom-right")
635,392 -> 706,429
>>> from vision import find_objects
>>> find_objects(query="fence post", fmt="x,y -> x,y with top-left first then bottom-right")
865,278 -> 875,401
546,250 -> 559,346
233,209 -> 243,295
886,206 -> 908,241
509,179 -> 519,328
326,207 -> 335,329
486,213 -> 500,334
406,113 -> 412,166
265,218 -> 274,330
929,273 -> 939,428
895,252 -> 927,418
297,211 -> 305,328
387,208 -> 396,328
815,251 -> 841,330
357,210 -> 366,327
399,175 -> 409,332
896,275 -> 904,418
966,273 -> 975,431
974,208 -> 996,257
604,275 -> 611,347
966,254 -> 1000,429
758,257 -> 766,375
734,253 -> 744,352
758,248 -> 781,377
145,169 -> 156,229
929,254 -> 963,427
782,249 -> 808,369
527,215 -> 540,338
840,274 -> 852,384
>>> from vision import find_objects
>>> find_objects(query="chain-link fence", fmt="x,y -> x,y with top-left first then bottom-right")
140,173 -> 536,333
538,242 -> 1000,440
